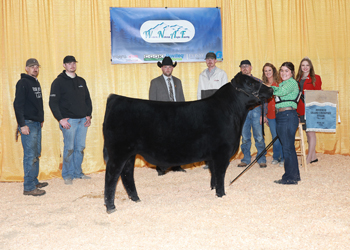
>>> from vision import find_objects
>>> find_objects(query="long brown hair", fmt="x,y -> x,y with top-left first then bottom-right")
296,57 -> 316,87
262,63 -> 279,85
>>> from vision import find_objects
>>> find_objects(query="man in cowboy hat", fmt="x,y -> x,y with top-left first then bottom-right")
149,56 -> 186,175
149,56 -> 185,102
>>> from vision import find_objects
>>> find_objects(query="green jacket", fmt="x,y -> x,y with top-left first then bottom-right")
271,78 -> 299,109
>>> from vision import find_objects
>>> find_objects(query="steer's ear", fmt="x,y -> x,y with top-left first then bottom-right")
233,71 -> 243,84
234,71 -> 242,78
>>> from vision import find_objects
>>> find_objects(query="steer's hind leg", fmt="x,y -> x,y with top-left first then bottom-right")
104,155 -> 127,214
121,155 -> 140,202
208,160 -> 217,190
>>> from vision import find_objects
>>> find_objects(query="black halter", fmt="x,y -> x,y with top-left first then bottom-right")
234,80 -> 265,135
235,81 -> 262,100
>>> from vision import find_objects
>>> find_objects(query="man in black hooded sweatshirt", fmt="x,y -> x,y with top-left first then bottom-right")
14,58 -> 48,196
49,56 -> 92,185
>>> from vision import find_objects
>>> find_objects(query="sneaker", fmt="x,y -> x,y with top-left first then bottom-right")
79,174 -> 91,179
237,162 -> 248,167
23,188 -> 46,196
271,160 -> 279,165
279,162 -> 284,167
64,178 -> 73,185
259,163 -> 267,168
36,182 -> 48,188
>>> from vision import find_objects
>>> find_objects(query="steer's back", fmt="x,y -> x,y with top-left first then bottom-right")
104,93 -> 221,140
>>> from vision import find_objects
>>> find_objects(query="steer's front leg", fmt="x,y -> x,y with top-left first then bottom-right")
104,157 -> 125,214
212,157 -> 230,198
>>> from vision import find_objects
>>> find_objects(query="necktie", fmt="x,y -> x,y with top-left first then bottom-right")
167,78 -> 175,101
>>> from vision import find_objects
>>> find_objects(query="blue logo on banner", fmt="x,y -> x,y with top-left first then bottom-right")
140,20 -> 195,43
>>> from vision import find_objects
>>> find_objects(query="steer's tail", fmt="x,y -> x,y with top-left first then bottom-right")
103,94 -> 115,125
103,94 -> 115,164
103,143 -> 109,163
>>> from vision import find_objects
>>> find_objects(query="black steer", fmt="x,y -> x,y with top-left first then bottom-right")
103,72 -> 273,214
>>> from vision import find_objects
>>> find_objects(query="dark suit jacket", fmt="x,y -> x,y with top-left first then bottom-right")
149,75 -> 185,102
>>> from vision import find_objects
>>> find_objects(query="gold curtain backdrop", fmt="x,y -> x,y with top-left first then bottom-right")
1,0 -> 349,181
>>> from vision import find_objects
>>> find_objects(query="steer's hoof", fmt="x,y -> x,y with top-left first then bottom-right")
171,166 -> 186,172
130,196 -> 141,202
216,192 -> 226,198
107,208 -> 117,214
157,171 -> 166,176
156,166 -> 166,176
105,204 -> 116,214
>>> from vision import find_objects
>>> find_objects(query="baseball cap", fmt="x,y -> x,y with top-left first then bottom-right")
205,52 -> 217,60
63,55 -> 78,64
26,58 -> 40,67
239,60 -> 251,67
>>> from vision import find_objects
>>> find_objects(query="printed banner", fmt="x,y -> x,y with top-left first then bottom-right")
305,90 -> 338,132
110,8 -> 223,64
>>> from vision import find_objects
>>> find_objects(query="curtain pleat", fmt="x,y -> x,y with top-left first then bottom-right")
1,0 -> 349,181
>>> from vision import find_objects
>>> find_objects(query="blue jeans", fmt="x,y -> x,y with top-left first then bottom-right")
276,110 -> 300,181
60,118 -> 88,180
241,107 -> 266,164
20,120 -> 41,191
267,118 -> 284,162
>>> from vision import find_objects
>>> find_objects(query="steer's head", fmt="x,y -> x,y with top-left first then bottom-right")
231,72 -> 273,106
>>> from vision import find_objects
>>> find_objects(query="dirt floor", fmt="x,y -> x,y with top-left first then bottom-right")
0,153 -> 349,250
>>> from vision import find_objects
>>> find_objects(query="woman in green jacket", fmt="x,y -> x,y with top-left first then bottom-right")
271,62 -> 300,185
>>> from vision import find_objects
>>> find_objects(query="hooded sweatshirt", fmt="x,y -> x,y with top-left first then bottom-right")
13,73 -> 44,127
49,70 -> 92,121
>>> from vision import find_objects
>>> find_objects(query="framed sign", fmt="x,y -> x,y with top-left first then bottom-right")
305,90 -> 338,132
110,8 -> 223,64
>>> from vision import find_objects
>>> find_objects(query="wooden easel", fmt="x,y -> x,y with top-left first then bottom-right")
295,123 -> 308,170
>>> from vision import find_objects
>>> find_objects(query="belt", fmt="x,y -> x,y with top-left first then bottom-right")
275,107 -> 295,114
